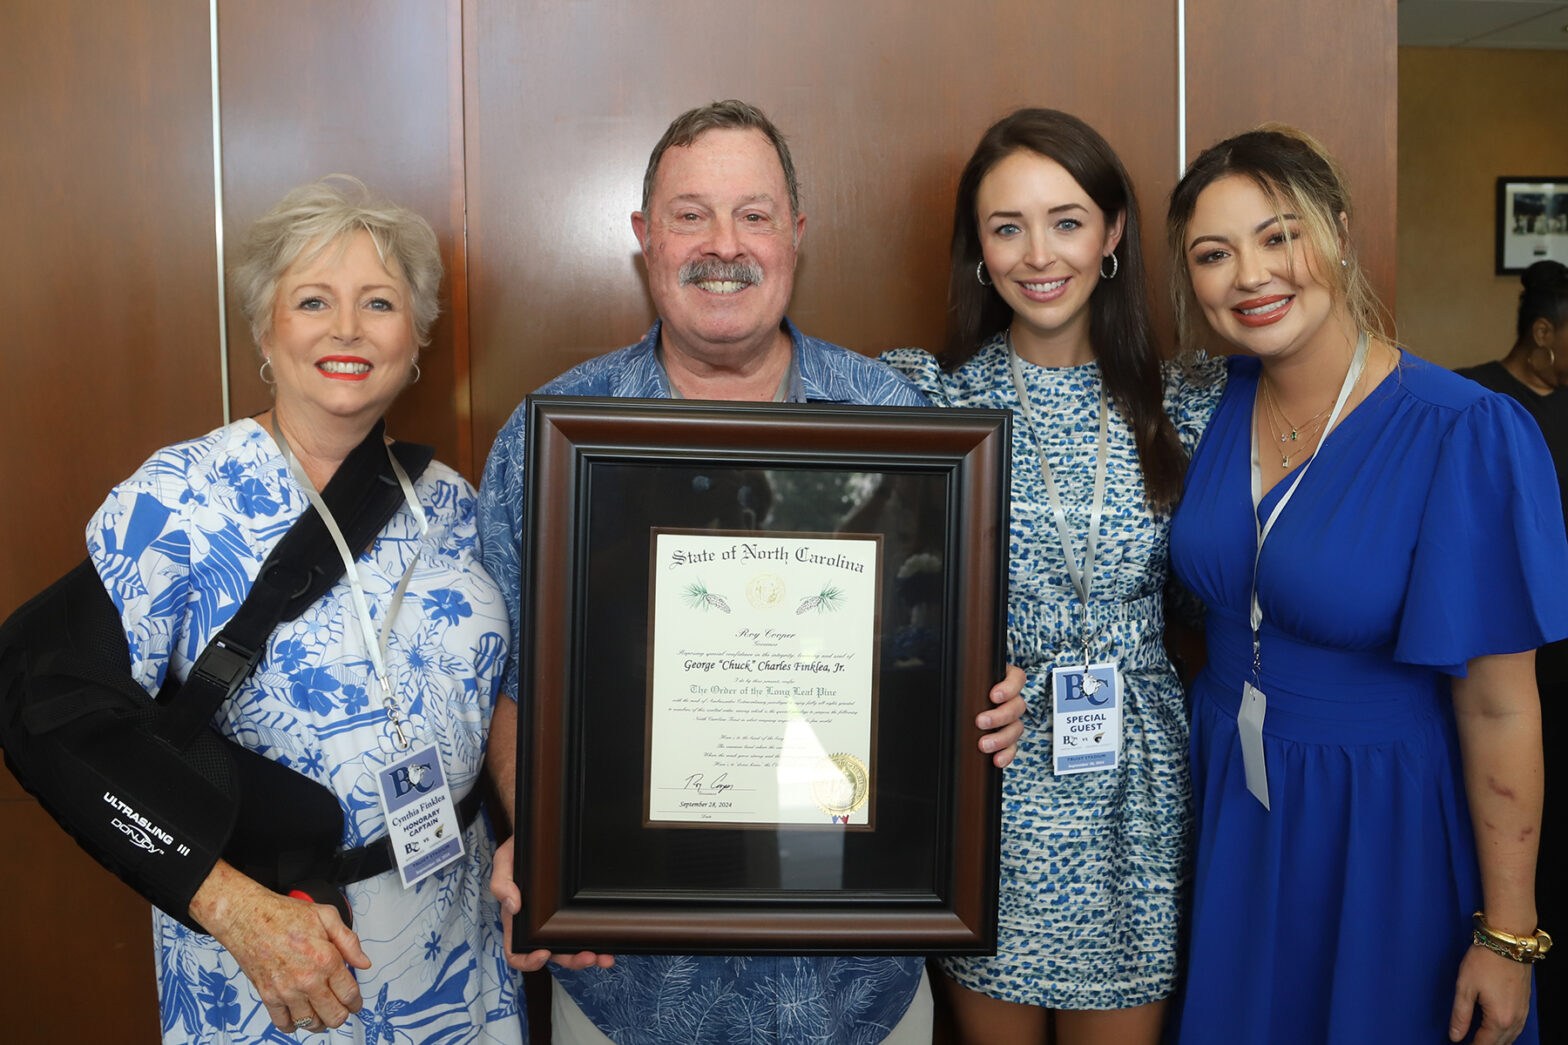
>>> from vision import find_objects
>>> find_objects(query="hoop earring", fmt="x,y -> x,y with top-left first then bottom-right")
1100,253 -> 1118,280
259,358 -> 274,385
410,361 -> 422,385
976,260 -> 992,287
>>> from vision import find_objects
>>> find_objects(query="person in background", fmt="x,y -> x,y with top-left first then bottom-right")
477,99 -> 1028,1045
881,108 -> 1223,1045
1167,126 -> 1566,1045
1457,257 -> 1568,1033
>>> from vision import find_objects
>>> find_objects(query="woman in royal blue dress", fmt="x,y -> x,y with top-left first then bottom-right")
1166,126 -> 1566,1044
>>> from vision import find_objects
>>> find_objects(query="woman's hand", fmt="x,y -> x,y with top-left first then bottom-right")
189,861 -> 369,1033
489,836 -> 615,973
976,664 -> 1027,768
1449,945 -> 1534,1044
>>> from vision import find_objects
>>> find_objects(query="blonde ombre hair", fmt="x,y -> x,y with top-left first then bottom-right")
1166,125 -> 1388,352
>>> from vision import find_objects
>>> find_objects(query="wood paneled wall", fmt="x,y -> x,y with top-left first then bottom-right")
217,0 -> 470,470
464,0 -> 1186,446
1185,0 -> 1398,319
0,1 -> 218,1033
1,2 -> 1396,1040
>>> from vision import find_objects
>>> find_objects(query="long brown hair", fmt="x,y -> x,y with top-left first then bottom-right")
944,108 -> 1186,510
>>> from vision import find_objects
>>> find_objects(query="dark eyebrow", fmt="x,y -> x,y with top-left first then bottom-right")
1187,213 -> 1302,252
1255,213 -> 1299,234
985,202 -> 1089,221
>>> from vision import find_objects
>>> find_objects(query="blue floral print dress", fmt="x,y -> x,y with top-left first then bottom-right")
882,336 -> 1223,1009
87,419 -> 522,1044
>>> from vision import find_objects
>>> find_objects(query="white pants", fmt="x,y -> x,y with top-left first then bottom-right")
549,965 -> 934,1044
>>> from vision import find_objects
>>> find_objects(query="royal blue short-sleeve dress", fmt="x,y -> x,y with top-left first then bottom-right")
1169,352 -> 1568,1043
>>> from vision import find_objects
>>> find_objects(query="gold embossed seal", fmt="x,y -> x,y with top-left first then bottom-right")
812,753 -> 870,814
746,573 -> 786,610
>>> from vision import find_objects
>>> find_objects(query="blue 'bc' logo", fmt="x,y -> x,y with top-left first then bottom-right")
1064,671 -> 1111,707
390,761 -> 436,797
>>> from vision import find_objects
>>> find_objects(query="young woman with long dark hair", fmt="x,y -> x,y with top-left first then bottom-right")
883,108 -> 1223,1045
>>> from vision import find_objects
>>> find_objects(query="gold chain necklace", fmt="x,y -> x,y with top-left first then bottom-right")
1260,378 -> 1331,468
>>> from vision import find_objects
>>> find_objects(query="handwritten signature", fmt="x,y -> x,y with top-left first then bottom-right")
683,772 -> 734,796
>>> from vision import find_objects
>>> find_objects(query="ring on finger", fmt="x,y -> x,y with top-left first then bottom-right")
293,1016 -> 318,1032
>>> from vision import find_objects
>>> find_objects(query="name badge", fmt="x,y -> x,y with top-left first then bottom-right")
376,745 -> 465,887
1051,662 -> 1121,776
1238,682 -> 1270,810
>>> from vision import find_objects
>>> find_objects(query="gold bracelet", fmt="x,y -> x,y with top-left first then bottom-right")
1472,912 -> 1553,963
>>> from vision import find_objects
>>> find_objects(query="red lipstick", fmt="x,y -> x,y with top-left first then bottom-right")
1232,295 -> 1292,328
316,355 -> 372,381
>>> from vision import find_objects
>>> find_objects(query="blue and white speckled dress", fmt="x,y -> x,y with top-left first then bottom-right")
882,335 -> 1223,1009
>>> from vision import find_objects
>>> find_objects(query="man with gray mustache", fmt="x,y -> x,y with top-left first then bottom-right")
476,99 -> 1025,1044
680,257 -> 763,291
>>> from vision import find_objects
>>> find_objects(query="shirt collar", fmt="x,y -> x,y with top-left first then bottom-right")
643,318 -> 809,402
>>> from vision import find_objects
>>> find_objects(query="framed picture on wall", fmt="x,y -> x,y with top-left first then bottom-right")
1496,177 -> 1568,275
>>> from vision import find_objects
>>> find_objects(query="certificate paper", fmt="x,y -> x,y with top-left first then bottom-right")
647,531 -> 881,827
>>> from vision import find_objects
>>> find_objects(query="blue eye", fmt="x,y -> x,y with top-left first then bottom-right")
993,223 -> 1021,237
1056,218 -> 1082,232
367,298 -> 394,311
298,297 -> 327,311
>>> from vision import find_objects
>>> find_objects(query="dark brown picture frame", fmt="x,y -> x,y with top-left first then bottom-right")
516,396 -> 1009,955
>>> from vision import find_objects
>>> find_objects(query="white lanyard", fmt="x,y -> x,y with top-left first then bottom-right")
1007,340 -> 1110,666
271,417 -> 428,750
1247,330 -> 1370,678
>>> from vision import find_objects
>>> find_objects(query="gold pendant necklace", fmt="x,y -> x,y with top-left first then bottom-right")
1260,379 -> 1330,468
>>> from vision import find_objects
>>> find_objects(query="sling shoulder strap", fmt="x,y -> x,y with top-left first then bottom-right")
154,422 -> 435,748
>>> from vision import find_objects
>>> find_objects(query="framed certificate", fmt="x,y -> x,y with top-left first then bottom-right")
516,396 -> 1009,954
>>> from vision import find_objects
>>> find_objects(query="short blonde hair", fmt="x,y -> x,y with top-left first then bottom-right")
233,175 -> 443,349
1166,125 -> 1387,352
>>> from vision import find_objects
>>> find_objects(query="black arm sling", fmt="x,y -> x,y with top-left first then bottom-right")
0,422 -> 479,931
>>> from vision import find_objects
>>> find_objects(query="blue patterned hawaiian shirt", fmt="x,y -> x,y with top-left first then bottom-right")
477,319 -> 929,1044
